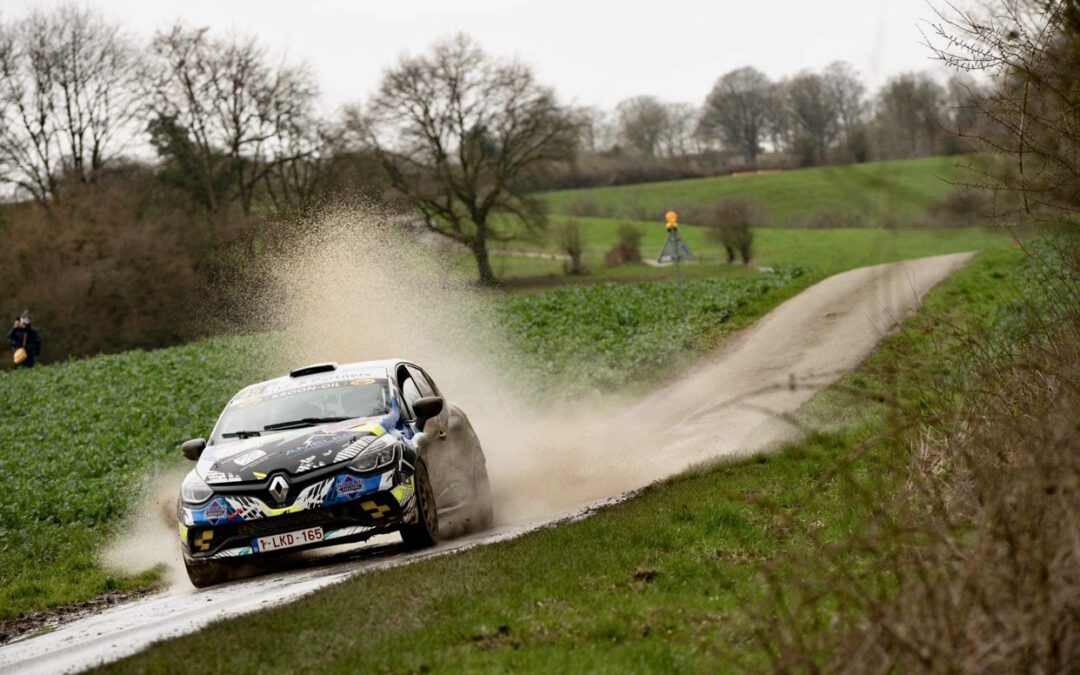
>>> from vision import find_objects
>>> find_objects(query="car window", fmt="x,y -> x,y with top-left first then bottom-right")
407,366 -> 436,397
398,370 -> 422,419
214,378 -> 389,441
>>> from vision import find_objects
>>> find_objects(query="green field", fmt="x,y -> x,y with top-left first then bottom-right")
478,223 -> 1005,285
467,156 -> 998,287
100,244 -> 1041,673
540,156 -> 973,226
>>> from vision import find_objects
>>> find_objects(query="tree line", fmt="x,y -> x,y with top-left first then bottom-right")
582,64 -> 986,170
0,5 -> 991,360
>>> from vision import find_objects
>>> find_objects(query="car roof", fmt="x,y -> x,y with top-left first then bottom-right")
234,359 -> 413,399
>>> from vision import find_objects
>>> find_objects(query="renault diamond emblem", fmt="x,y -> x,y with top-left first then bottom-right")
268,475 -> 290,503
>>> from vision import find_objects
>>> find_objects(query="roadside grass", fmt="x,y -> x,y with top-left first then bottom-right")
540,156 -> 973,226
99,243 -> 1038,673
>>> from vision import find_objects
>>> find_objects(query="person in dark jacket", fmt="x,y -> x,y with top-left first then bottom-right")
8,309 -> 42,368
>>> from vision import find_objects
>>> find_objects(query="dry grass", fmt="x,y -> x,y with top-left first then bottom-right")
751,237 -> 1080,673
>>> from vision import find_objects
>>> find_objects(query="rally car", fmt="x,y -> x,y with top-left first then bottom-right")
176,360 -> 493,587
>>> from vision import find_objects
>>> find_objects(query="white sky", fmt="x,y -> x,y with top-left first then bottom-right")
7,0 -> 954,113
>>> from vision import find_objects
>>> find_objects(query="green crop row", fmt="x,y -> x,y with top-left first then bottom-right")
498,267 -> 805,395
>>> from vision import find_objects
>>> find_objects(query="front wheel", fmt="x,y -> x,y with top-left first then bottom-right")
184,558 -> 233,588
400,458 -> 439,549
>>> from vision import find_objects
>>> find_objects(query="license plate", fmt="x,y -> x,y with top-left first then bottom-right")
253,526 -> 324,553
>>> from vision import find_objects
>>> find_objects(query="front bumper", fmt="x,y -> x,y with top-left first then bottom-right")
180,470 -> 416,561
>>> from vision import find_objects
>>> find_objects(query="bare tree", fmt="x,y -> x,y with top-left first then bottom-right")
928,0 -> 1079,217
573,105 -> 617,155
762,80 -> 795,154
659,102 -> 704,157
145,23 -> 319,216
873,72 -> 947,158
700,66 -> 772,162
944,73 -> 987,138
785,71 -> 841,165
365,34 -> 578,285
615,95 -> 670,158
0,5 -> 139,204
823,60 -> 867,159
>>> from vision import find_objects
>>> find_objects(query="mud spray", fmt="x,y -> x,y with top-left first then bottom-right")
105,204 -> 883,587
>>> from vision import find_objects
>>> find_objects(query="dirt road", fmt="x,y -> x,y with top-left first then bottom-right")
0,252 -> 973,674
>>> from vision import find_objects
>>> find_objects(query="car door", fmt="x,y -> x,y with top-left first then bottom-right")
405,365 -> 471,530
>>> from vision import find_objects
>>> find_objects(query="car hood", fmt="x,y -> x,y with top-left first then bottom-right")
197,417 -> 388,484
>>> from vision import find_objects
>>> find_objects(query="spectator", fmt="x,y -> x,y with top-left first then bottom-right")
8,309 -> 42,369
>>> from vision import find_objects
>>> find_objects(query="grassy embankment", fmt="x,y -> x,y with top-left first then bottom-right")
454,156 -> 1003,283
101,243 -> 1036,673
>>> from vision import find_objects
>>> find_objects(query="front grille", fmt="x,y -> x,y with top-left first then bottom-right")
188,492 -> 406,557
237,508 -> 336,538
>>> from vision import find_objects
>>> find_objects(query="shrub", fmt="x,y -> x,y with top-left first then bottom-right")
604,224 -> 644,267
558,219 -> 586,275
677,200 -> 757,264
923,186 -> 995,228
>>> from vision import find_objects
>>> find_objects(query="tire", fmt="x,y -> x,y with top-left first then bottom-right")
184,558 -> 232,588
400,457 -> 439,549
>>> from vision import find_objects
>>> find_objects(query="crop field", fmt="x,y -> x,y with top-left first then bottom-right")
540,156 -> 973,226
498,267 -> 805,395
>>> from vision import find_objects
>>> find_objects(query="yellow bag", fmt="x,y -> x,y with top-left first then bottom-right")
13,330 -> 27,365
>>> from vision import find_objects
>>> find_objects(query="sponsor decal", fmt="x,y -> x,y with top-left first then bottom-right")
205,470 -> 242,484
231,449 -> 266,467
297,456 -> 326,473
203,499 -> 228,524
337,474 -> 366,497
287,432 -> 349,456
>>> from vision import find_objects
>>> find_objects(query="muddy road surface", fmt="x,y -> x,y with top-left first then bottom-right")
0,253 -> 972,674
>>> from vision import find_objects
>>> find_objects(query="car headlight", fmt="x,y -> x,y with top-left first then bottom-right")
181,471 -> 214,504
348,436 -> 398,473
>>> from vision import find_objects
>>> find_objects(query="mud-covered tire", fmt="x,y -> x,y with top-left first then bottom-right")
400,458 -> 439,549
184,559 -> 232,588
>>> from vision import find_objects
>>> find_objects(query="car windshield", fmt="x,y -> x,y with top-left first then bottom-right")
214,377 -> 390,441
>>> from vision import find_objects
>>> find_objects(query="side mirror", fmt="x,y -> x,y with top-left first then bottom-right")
181,438 -> 206,461
412,396 -> 444,432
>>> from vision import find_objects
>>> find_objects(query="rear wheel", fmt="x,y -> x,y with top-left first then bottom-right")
184,559 -> 232,588
400,458 -> 439,549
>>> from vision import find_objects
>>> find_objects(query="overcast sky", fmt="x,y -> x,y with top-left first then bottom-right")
9,0 -> 955,112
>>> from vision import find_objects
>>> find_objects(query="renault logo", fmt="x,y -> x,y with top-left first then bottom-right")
268,475 -> 290,503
